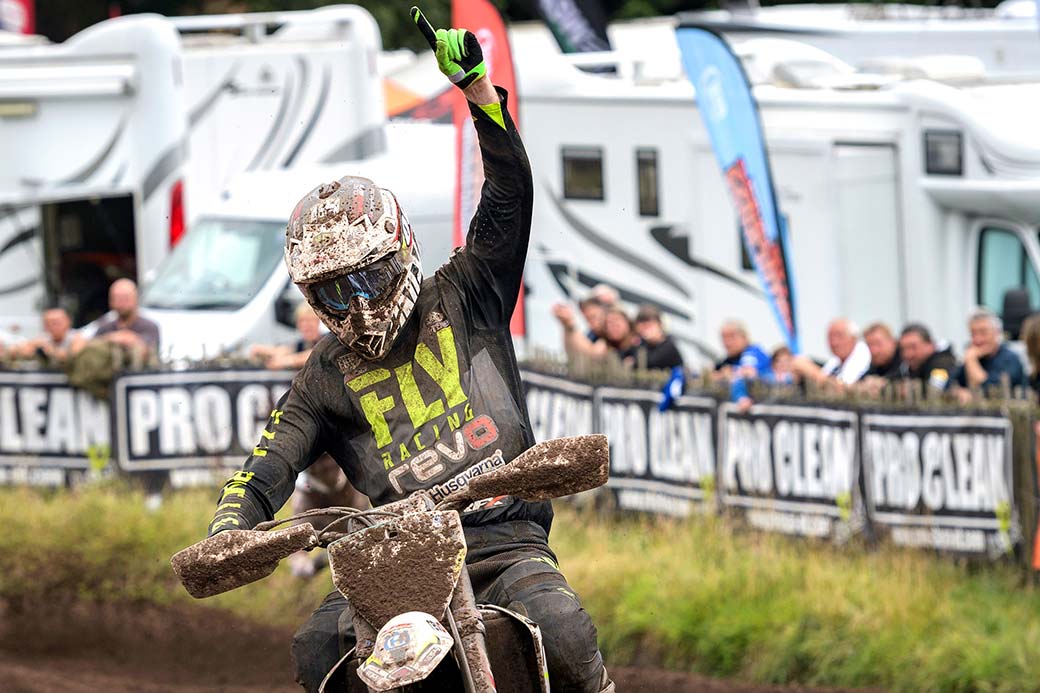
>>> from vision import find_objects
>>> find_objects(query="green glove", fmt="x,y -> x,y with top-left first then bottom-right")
411,6 -> 487,91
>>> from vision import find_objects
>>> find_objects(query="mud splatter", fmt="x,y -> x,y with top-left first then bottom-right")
354,615 -> 378,659
449,434 -> 609,505
328,511 -> 466,629
171,524 -> 318,599
461,634 -> 496,693
378,493 -> 435,515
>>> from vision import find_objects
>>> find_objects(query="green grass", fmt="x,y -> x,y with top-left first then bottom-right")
3,483 -> 1040,691
552,513 -> 1040,692
0,482 -> 333,627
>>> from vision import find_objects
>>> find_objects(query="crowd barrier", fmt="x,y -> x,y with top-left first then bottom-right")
0,368 -> 293,489
1,366 -> 1037,566
523,368 -> 1038,565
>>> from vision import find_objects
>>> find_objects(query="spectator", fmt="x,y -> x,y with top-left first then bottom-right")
93,278 -> 160,357
860,322 -> 902,387
714,320 -> 771,380
589,283 -> 619,308
627,304 -> 683,370
250,303 -> 323,370
898,323 -> 956,391
552,289 -> 634,363
552,301 -> 600,360
954,309 -> 1026,397
1022,313 -> 1040,394
15,307 -> 85,363
794,318 -> 871,386
771,345 -> 797,384
552,283 -> 620,354
578,297 -> 607,342
604,307 -> 639,359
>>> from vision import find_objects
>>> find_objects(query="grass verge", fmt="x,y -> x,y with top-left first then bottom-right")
2,483 -> 1039,691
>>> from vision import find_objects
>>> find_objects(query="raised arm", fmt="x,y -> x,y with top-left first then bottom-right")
460,79 -> 533,297
412,8 -> 533,322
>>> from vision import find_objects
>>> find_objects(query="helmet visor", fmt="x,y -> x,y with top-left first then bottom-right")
311,252 -> 406,313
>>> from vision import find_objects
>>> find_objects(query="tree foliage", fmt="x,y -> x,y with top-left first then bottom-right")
34,0 -> 998,48
35,0 -> 711,47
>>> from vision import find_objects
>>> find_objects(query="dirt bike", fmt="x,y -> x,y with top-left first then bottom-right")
171,434 -> 609,693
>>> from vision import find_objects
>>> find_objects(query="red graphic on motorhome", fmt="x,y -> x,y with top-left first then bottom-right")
725,158 -> 795,338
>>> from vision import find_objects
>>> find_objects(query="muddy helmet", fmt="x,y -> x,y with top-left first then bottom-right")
285,176 -> 422,360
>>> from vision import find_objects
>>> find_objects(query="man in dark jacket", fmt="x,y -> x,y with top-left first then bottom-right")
953,309 -> 1026,398
862,322 -> 902,380
205,13 -> 611,693
630,304 -> 683,370
898,323 -> 957,391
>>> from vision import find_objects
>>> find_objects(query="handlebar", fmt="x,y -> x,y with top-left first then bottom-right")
254,506 -> 413,547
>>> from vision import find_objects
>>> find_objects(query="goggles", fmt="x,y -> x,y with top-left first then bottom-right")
311,251 -> 406,313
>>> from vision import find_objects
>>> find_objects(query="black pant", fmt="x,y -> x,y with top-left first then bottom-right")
291,521 -> 605,692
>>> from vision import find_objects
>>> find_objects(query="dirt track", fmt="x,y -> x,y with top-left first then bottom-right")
0,599 -> 883,692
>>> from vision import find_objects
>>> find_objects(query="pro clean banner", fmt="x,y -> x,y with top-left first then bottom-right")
597,386 -> 717,516
718,402 -> 861,539
113,369 -> 292,476
0,371 -> 109,486
862,412 -> 1017,557
521,369 -> 595,442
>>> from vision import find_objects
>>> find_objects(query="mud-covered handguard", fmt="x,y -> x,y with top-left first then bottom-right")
436,433 -> 610,510
170,500 -> 436,599
171,523 -> 320,599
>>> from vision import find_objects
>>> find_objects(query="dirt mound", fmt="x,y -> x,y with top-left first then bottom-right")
0,599 -> 883,692
0,598 -> 296,691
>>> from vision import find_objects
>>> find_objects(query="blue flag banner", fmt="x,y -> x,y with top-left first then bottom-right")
675,25 -> 799,353
659,365 -> 686,412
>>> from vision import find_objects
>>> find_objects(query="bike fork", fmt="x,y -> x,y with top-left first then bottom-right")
448,567 -> 496,693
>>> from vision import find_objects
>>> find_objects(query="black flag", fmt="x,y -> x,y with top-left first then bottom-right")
536,0 -> 612,53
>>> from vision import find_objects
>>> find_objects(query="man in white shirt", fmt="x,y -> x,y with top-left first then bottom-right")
794,318 -> 872,386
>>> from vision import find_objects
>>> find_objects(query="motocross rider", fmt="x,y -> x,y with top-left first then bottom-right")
206,9 -> 613,692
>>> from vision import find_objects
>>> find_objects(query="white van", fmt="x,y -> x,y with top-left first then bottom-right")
513,37 -> 1040,363
0,6 -> 382,337
143,122 -> 455,361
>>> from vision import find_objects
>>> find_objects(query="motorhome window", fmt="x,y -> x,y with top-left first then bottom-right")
924,130 -> 963,176
977,227 -> 1040,312
637,149 -> 659,217
562,147 -> 604,200
142,218 -> 286,311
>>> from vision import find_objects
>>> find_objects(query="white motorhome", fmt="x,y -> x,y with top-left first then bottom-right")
511,2 -> 1040,84
0,6 -> 383,338
143,122 -> 455,361
514,37 -> 1040,363
679,1 -> 1040,79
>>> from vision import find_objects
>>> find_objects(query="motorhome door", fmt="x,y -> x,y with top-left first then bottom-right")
832,143 -> 907,330
41,195 -> 137,327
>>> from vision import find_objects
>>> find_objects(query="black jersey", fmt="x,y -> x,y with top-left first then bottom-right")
209,89 -> 551,535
